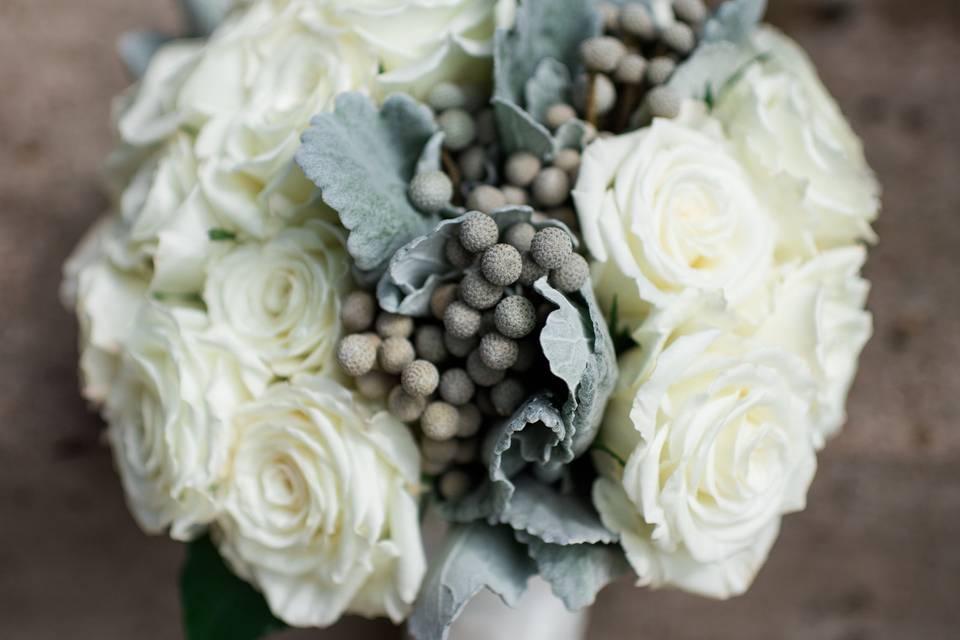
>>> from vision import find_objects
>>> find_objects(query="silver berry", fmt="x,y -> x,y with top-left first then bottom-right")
340,290 -> 376,333
415,325 -> 448,364
662,22 -> 696,55
457,404 -> 483,438
467,349 -> 506,387
532,167 -> 571,208
479,332 -> 519,370
439,108 -> 476,151
501,185 -> 528,206
388,385 -> 426,422
552,148 -> 581,175
614,53 -> 648,84
446,237 -> 475,269
580,36 -> 627,73
549,252 -> 590,293
647,57 -> 677,86
647,86 -> 682,119
444,332 -> 478,358
545,103 -> 577,130
444,300 -> 482,339
459,146 -> 487,182
439,469 -> 471,500
439,368 -> 475,406
620,4 -> 656,40
428,82 -> 466,112
376,312 -> 414,339
673,0 -> 708,25
466,185 -> 507,215
481,244 -> 523,287
401,359 -> 440,397
459,271 -> 503,310
505,152 -> 542,188
519,253 -> 548,286
337,334 -> 378,376
421,401 -> 460,441
494,296 -> 537,339
430,283 -> 459,320
379,336 -> 416,374
491,378 -> 525,417
355,370 -> 395,400
530,227 -> 573,270
459,212 -> 499,253
503,222 -> 536,253
408,170 -> 453,214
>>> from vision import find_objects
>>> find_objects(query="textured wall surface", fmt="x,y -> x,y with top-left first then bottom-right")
0,0 -> 957,638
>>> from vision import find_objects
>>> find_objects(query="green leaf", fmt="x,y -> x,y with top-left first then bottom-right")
296,92 -> 440,275
500,476 -> 616,545
408,523 -> 536,640
702,0 -> 768,44
207,228 -> 237,242
180,535 -> 285,640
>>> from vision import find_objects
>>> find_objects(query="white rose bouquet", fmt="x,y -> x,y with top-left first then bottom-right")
63,0 -> 878,638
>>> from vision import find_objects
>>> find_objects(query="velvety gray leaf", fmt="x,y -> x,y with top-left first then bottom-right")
668,40 -> 756,102
180,0 -> 235,36
408,523 -> 536,640
500,476 -> 617,545
492,98 -> 554,158
553,119 -> 589,152
296,92 -> 439,274
517,533 -> 629,611
117,31 -> 171,78
702,0 -> 767,43
416,131 -> 446,175
524,58 -> 572,124
536,279 -> 591,397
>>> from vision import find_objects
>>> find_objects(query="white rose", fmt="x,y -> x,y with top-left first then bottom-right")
204,219 -> 351,378
714,26 -> 880,256
754,246 -> 872,445
105,302 -> 270,540
213,376 -> 425,627
573,102 -> 775,330
593,318 -> 817,599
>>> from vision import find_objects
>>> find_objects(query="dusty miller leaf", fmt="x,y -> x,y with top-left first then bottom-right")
524,58 -> 572,124
296,92 -> 439,275
416,131 -> 446,176
702,0 -> 767,44
500,476 -> 616,546
408,523 -> 536,640
537,279 -> 591,397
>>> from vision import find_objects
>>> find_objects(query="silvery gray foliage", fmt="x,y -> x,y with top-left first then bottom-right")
525,58 -> 572,125
702,0 -> 768,44
493,0 -> 600,157
117,31 -> 171,78
408,523 -> 536,640
500,477 -> 616,546
296,92 -> 441,276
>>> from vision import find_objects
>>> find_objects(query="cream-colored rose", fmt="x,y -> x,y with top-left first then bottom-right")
204,219 -> 350,378
714,26 -> 880,256
213,376 -> 425,627
104,302 -> 270,540
574,102 -> 774,329
593,314 -> 817,599
754,246 -> 872,445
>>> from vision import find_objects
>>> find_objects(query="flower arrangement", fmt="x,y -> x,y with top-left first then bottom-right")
61,0 -> 879,638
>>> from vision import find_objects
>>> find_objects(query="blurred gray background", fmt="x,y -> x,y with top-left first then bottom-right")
1,0 -> 958,638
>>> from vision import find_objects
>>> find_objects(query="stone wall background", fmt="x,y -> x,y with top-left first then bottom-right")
1,0 -> 957,638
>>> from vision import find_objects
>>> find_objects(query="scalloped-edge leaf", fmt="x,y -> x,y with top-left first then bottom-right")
516,532 -> 629,611
500,476 -> 617,545
180,535 -> 285,640
667,40 -> 756,103
296,92 -> 439,275
408,523 -> 536,640
703,0 -> 768,44
536,279 -> 591,396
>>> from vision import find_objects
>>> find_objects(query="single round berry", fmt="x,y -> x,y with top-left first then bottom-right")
421,402 -> 460,441
376,312 -> 414,339
647,86 -> 682,119
491,378 -> 525,417
415,325 -> 448,364
620,4 -> 655,40
340,291 -> 376,333
532,167 -> 571,208
430,283 -> 459,320
614,53 -> 648,85
466,185 -> 507,215
459,212 -> 499,253
444,301 -> 482,339
519,253 -> 548,286
457,404 -> 483,438
552,148 -> 581,175
337,334 -> 377,376
580,36 -> 627,73
481,244 -> 523,287
494,296 -> 537,339
422,437 -> 458,465
438,108 -> 476,151
355,371 -> 395,400
459,271 -> 503,310
427,82 -> 466,112
503,222 -> 536,253
647,57 -> 677,86
439,469 -> 471,500
439,368 -> 475,406
479,332 -> 519,370
530,227 -> 573,270
502,185 -> 528,206
549,252 -> 590,293
387,386 -> 426,422
545,103 -> 577,130
505,152 -> 542,188
408,171 -> 453,214
673,0 -> 708,24
401,359 -> 440,397
459,146 -> 487,182
574,73 -> 617,117
662,22 -> 696,55
445,237 -> 475,269
467,349 -> 506,387
444,332 -> 478,358
379,336 -> 415,374
512,340 -> 537,372
475,108 -> 498,145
